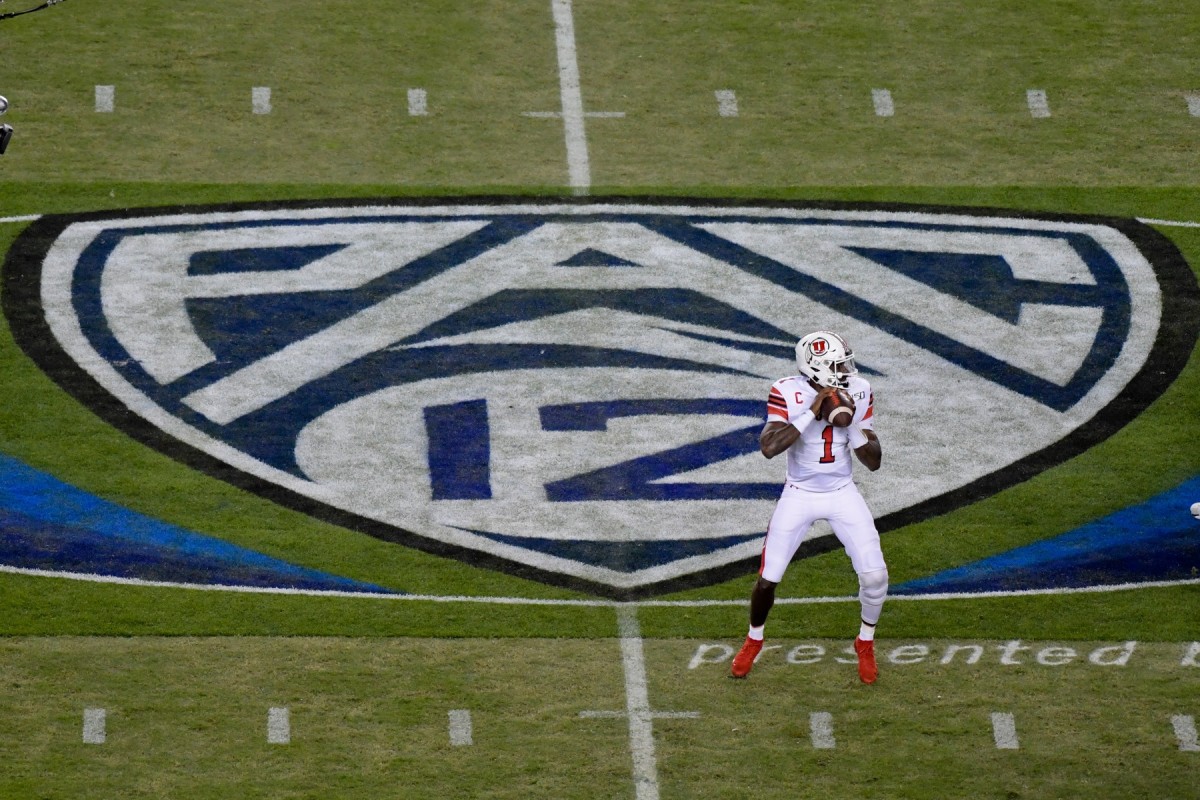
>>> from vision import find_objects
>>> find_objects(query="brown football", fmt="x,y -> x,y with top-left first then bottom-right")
820,389 -> 855,427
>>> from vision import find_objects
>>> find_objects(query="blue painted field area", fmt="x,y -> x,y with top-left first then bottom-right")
0,454 -> 394,594
894,476 -> 1200,595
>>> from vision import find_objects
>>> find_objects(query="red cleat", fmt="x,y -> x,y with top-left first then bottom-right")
854,637 -> 878,684
730,636 -> 764,678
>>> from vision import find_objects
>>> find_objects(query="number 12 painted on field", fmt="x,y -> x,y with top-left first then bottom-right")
425,398 -> 779,501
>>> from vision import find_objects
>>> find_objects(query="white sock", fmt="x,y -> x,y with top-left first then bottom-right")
748,625 -> 765,641
858,620 -> 876,641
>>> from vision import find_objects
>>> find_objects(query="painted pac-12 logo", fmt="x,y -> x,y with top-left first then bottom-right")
5,199 -> 1196,598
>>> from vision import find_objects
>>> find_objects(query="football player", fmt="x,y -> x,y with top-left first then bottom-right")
730,331 -> 885,684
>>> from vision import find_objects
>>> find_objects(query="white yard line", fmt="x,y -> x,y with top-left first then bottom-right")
1185,93 -> 1200,118
448,709 -> 474,746
551,0 -> 591,195
991,712 -> 1019,749
82,708 -> 106,744
617,605 -> 661,800
575,606 -> 699,799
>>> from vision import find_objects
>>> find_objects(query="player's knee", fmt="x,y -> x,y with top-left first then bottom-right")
858,568 -> 889,604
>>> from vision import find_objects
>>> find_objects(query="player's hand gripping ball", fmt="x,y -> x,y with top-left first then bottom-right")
820,389 -> 855,427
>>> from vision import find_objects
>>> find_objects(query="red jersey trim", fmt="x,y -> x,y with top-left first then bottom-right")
767,389 -> 788,421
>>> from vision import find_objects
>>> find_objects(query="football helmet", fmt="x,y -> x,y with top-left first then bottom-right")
796,331 -> 857,388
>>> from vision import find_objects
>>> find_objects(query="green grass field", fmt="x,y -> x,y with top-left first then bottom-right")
1,1 -> 1199,797
0,636 -> 1195,799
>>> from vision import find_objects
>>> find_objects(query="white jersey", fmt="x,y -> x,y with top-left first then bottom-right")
765,374 -> 874,492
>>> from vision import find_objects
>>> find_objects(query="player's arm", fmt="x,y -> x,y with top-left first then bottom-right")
848,388 -> 881,471
760,387 -> 836,458
759,420 -> 798,458
850,427 -> 881,471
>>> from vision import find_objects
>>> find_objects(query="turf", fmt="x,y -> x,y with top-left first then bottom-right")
0,636 -> 1194,799
1,1 -> 1200,797
658,637 -> 1199,800
0,636 -> 634,799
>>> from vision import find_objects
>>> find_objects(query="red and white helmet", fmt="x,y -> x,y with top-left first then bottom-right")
796,331 -> 857,388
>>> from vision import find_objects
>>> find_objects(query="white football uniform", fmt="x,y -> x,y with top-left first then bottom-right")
766,374 -> 874,491
760,374 -> 884,583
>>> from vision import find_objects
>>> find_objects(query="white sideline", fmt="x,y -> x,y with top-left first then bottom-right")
551,0 -> 590,195
1,564 -> 1198,605
1138,217 -> 1200,228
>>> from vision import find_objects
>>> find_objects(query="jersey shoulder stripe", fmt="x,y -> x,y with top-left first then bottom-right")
766,380 -> 796,421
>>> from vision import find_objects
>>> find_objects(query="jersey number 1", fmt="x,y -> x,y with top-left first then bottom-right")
819,426 -> 836,464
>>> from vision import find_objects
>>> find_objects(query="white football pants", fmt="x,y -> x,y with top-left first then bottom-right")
760,481 -> 885,583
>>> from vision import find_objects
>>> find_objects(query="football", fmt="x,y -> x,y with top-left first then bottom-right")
820,389 -> 855,427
